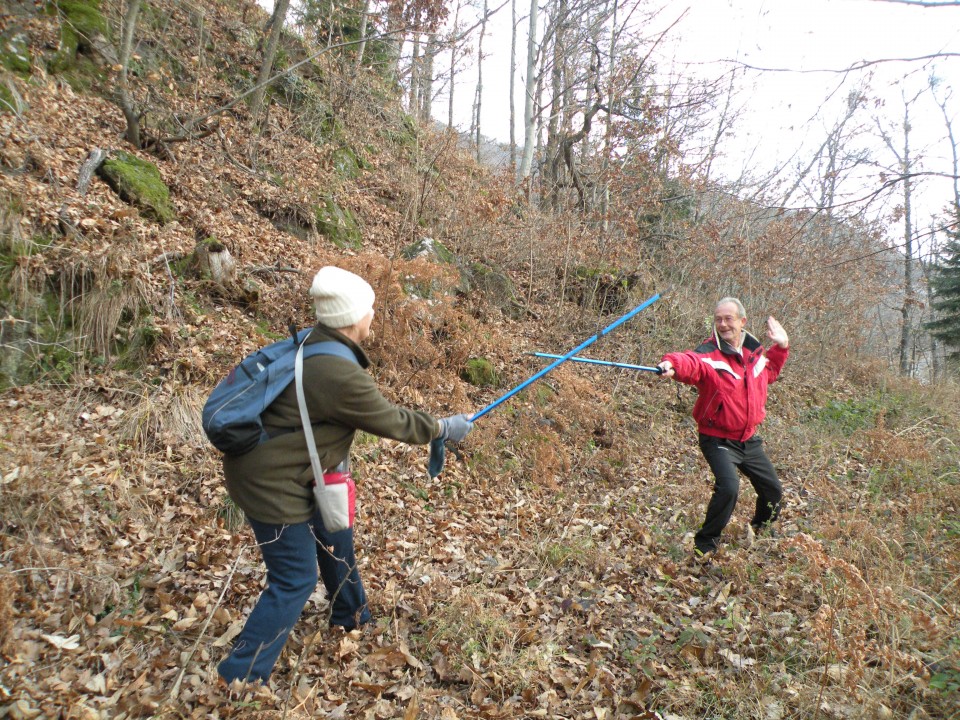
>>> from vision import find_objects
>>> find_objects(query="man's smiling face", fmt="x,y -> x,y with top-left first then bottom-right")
714,301 -> 747,348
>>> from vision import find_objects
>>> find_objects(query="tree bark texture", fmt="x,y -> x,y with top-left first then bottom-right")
250,0 -> 292,124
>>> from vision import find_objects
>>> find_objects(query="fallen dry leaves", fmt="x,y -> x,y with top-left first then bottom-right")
1,1 -> 959,719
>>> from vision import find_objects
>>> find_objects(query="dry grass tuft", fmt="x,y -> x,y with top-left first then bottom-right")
118,383 -> 207,452
64,260 -> 148,362
0,573 -> 16,654
419,588 -> 547,695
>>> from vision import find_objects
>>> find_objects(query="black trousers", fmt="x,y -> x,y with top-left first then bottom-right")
694,434 -> 783,553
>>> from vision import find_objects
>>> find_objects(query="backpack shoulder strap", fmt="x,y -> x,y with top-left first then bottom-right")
295,338 -> 359,486
301,340 -> 359,364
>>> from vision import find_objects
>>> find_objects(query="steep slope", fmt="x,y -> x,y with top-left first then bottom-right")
1,1 -> 959,719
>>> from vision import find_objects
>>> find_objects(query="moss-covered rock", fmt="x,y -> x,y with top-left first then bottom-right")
463,261 -> 521,318
0,31 -> 32,75
55,54 -> 107,91
331,146 -> 361,179
46,21 -> 80,73
460,357 -> 499,387
314,196 -> 361,250
401,237 -> 456,264
97,151 -> 175,225
52,0 -> 110,47
564,265 -> 642,315
46,0 -> 109,73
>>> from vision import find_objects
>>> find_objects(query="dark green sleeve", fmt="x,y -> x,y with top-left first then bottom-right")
307,358 -> 439,444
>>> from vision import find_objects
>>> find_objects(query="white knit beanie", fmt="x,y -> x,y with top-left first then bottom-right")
309,266 -> 375,328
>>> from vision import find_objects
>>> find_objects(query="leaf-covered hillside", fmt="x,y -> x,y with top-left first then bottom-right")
1,1 -> 959,719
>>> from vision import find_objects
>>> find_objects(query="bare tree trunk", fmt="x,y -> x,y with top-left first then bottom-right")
448,0 -> 462,129
384,3 -> 404,86
354,0 -> 371,69
519,0 -> 540,186
118,0 -> 143,148
325,0 -> 336,49
533,67 -> 545,198
409,28 -> 422,115
509,0 -> 517,169
472,0 -> 489,159
420,33 -> 437,122
898,104 -> 915,376
544,0 -> 565,209
600,0 -> 618,230
250,0 -> 292,124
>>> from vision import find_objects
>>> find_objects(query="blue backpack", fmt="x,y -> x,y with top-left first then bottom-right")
202,327 -> 358,456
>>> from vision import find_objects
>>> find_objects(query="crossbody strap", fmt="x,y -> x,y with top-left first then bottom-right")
295,342 -> 326,490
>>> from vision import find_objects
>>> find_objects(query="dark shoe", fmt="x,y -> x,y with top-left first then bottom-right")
751,523 -> 777,539
691,547 -> 722,578
692,546 -> 716,564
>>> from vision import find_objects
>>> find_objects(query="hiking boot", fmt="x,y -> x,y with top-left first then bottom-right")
692,547 -> 717,565
751,523 -> 777,540
691,547 -> 722,578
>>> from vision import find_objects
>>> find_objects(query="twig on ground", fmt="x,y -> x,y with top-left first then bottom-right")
168,547 -> 245,703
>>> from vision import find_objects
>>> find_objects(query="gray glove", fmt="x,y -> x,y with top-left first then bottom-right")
438,414 -> 473,443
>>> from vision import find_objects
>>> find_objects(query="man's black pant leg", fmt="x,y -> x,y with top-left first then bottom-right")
695,435 -> 742,553
741,436 -> 782,528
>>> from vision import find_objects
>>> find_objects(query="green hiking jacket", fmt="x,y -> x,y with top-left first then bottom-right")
222,324 -> 440,524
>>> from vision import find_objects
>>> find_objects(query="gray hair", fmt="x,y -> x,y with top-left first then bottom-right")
715,297 -> 746,318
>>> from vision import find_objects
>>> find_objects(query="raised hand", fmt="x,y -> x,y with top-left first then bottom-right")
766,316 -> 789,349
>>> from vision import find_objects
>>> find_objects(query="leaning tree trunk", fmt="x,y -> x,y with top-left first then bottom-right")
249,0 -> 292,125
118,0 -> 143,148
354,0 -> 370,69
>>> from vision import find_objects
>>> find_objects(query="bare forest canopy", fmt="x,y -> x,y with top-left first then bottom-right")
0,0 -> 959,718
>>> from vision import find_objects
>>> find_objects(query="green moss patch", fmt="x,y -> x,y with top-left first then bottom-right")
53,0 -> 110,46
460,357 -> 499,387
331,146 -> 361,179
45,0 -> 109,73
401,237 -> 456,264
97,151 -> 175,225
0,31 -> 32,75
0,81 -> 24,115
314,196 -> 361,249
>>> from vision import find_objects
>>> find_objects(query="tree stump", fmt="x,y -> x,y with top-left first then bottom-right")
191,239 -> 237,284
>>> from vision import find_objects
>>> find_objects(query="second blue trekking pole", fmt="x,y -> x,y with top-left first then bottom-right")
428,292 -> 661,477
473,292 -> 661,420
529,352 -> 663,374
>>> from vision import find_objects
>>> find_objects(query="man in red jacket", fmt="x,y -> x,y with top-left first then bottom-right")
657,297 -> 790,559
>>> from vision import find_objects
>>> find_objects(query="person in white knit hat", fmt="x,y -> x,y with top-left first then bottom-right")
310,265 -> 377,329
219,266 -> 473,685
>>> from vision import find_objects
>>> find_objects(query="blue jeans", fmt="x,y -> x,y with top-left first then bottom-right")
217,511 -> 371,683
695,434 -> 783,553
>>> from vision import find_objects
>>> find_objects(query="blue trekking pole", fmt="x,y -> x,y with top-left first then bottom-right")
529,352 -> 663,374
472,293 -> 660,420
428,292 -> 661,477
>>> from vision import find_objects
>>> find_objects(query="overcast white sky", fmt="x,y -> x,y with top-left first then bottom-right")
436,0 -> 960,230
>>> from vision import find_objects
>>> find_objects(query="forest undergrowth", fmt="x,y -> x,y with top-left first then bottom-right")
0,1 -> 959,719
